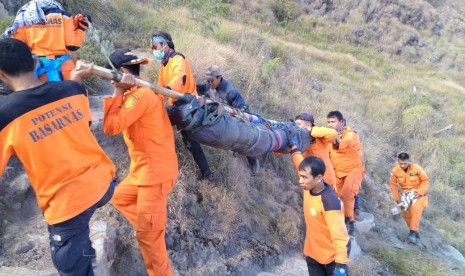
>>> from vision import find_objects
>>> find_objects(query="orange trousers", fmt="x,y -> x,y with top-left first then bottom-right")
335,171 -> 363,222
402,196 -> 428,232
111,180 -> 175,276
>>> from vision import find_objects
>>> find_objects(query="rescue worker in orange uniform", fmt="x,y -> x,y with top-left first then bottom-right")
0,38 -> 116,275
294,113 -> 337,188
2,0 -> 90,81
289,140 -> 350,276
389,152 -> 429,245
150,31 -> 213,182
327,111 -> 365,236
102,48 -> 179,276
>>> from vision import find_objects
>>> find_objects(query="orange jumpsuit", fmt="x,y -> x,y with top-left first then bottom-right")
0,81 -> 115,225
103,86 -> 178,276
389,164 -> 429,232
329,128 -> 365,221
157,52 -> 197,104
291,153 -> 350,265
11,9 -> 85,81
301,127 -> 337,188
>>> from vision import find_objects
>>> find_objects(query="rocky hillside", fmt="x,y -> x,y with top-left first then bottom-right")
1,0 -> 465,275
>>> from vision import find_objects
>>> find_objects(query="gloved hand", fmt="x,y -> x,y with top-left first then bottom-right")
398,190 -> 417,212
333,263 -> 348,276
287,128 -> 300,152
290,135 -> 298,148
74,14 -> 91,31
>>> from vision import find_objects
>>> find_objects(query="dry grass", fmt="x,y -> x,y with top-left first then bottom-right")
374,247 -> 458,276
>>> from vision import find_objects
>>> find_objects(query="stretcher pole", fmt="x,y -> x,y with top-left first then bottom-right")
75,61 -> 266,123
75,61 -> 183,100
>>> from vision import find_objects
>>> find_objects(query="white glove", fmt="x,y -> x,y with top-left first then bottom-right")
398,190 -> 417,211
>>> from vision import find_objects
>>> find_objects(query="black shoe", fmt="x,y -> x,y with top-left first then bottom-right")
348,221 -> 355,237
251,159 -> 260,176
201,173 -> 215,184
408,231 -> 418,244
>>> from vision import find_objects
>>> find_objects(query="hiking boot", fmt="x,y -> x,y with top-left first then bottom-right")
251,159 -> 260,176
202,173 -> 214,183
408,231 -> 418,244
198,172 -> 215,184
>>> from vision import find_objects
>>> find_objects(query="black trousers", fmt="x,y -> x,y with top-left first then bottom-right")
48,185 -> 114,276
181,130 -> 211,177
306,256 -> 336,276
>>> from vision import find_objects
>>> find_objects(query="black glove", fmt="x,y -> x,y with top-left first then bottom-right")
287,128 -> 300,153
333,263 -> 348,276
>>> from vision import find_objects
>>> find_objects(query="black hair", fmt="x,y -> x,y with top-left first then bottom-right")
151,31 -> 175,50
327,110 -> 344,121
299,156 -> 326,177
398,152 -> 410,161
122,64 -> 140,76
0,38 -> 35,76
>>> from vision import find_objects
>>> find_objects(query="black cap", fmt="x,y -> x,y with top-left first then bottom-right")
107,48 -> 149,69
295,113 -> 315,125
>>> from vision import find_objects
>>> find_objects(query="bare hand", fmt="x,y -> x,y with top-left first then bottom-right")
113,73 -> 136,95
70,61 -> 94,83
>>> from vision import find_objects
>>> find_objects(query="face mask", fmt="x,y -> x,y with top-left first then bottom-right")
153,49 -> 165,60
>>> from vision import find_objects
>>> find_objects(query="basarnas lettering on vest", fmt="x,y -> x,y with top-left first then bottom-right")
28,102 -> 84,142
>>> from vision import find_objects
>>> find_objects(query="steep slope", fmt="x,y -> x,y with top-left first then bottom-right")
1,0 -> 465,275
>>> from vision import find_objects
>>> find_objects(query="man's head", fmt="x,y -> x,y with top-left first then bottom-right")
107,48 -> 148,76
295,113 -> 315,129
205,65 -> 222,89
150,31 -> 174,60
397,152 -> 411,170
327,110 -> 345,130
298,156 -> 325,191
0,38 -> 35,86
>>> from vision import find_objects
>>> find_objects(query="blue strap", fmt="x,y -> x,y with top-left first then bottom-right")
34,54 -> 72,81
109,179 -> 119,189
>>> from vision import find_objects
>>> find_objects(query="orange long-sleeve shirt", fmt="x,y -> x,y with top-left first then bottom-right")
291,152 -> 350,264
302,127 -> 337,186
303,187 -> 350,264
157,53 -> 197,105
329,128 -> 364,178
389,164 -> 429,202
0,81 -> 116,225
103,86 -> 178,185
12,12 -> 85,56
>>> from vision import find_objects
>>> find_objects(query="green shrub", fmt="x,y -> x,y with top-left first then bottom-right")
270,0 -> 299,23
0,16 -> 14,32
260,57 -> 281,82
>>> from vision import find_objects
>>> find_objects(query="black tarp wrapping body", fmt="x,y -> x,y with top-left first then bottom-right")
167,97 -> 311,156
